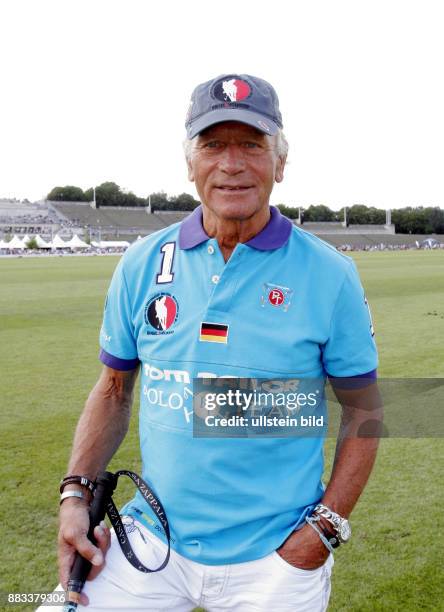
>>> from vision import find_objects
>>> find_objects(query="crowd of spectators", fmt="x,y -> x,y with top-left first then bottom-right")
0,245 -> 128,257
337,242 -> 443,251
2,240 -> 442,258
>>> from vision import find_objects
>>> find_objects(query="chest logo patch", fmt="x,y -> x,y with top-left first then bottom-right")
144,293 -> 179,335
261,283 -> 294,312
200,322 -> 229,344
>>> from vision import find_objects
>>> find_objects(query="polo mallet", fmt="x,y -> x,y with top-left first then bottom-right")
62,469 -> 170,611
63,471 -> 117,611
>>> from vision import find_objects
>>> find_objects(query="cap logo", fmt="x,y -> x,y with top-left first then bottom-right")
214,78 -> 251,103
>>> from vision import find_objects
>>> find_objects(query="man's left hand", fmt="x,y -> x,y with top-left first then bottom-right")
276,523 -> 330,570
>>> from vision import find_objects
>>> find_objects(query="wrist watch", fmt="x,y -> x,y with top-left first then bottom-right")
314,503 -> 352,543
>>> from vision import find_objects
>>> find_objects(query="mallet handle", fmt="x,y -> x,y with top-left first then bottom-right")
64,471 -> 117,607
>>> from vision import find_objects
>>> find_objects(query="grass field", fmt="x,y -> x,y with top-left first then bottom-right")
0,252 -> 443,611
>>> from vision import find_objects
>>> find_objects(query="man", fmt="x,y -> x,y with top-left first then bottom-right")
44,74 -> 381,611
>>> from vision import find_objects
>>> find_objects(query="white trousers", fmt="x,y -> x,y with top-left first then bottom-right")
38,518 -> 333,612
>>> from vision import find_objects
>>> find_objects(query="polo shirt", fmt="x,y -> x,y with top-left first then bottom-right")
99,205 -> 378,565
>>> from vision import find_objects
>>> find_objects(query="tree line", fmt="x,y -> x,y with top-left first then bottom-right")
47,183 -> 200,212
277,204 -> 444,234
46,184 -> 444,233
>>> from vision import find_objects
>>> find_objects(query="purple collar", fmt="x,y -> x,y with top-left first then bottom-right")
178,205 -> 292,251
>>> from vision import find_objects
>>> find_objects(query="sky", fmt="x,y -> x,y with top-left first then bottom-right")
0,0 -> 443,211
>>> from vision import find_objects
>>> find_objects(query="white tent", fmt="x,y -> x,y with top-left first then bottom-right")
51,235 -> 67,249
97,240 -> 130,248
22,234 -> 32,248
7,235 -> 25,249
0,239 -> 10,249
35,234 -> 51,248
419,238 -> 440,249
66,234 -> 90,249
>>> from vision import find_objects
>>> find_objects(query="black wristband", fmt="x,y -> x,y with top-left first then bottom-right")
60,475 -> 96,495
322,527 -> 341,549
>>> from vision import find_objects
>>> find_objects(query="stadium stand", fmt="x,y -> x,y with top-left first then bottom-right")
0,199 -> 442,252
155,212 -> 190,226
0,199 -> 61,237
0,198 -> 47,218
300,221 -> 395,235
51,202 -> 168,235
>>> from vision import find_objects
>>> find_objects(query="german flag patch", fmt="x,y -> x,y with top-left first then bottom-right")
200,322 -> 229,344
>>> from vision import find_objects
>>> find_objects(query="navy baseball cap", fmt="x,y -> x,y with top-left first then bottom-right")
185,73 -> 283,139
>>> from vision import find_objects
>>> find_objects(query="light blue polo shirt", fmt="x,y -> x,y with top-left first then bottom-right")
99,205 -> 377,565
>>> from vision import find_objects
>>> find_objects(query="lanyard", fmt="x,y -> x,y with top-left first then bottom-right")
105,469 -> 170,572
64,470 -> 170,611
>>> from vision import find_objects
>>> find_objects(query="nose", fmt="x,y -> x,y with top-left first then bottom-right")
218,144 -> 246,174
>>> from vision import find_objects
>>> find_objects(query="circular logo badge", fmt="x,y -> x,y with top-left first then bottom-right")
268,288 -> 285,306
144,293 -> 178,332
213,77 -> 252,103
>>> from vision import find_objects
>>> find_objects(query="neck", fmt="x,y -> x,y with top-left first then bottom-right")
202,206 -> 270,262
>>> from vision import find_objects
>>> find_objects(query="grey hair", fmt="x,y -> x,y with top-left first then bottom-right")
183,128 -> 289,162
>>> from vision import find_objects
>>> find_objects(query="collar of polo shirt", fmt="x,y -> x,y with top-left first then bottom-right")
178,205 -> 292,251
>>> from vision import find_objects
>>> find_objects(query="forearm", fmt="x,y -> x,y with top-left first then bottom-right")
58,367 -> 137,588
66,367 -> 138,480
322,436 -> 379,517
321,383 -> 383,517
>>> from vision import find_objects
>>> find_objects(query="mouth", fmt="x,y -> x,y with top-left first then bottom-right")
214,185 -> 254,192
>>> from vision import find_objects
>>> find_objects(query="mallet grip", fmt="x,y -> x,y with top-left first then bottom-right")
64,471 -> 116,607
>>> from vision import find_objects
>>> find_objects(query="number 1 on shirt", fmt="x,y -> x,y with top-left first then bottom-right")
157,242 -> 176,284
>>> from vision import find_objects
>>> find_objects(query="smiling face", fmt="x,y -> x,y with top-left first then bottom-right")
186,122 -> 286,222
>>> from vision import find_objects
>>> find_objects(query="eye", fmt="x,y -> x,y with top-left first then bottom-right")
243,141 -> 261,149
203,140 -> 223,149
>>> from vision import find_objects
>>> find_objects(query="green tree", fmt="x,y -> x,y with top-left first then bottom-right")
47,186 -> 87,202
168,193 -> 200,211
122,191 -> 146,207
304,205 -> 335,222
392,207 -> 427,234
148,191 -> 170,211
94,182 -> 124,207
348,205 -> 370,224
277,204 -> 298,219
425,207 -> 444,234
367,207 -> 386,224
25,237 -> 38,249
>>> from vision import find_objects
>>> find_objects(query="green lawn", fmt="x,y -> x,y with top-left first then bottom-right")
0,252 -> 443,611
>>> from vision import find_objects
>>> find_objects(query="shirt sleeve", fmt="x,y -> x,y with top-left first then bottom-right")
99,258 -> 139,371
322,260 -> 378,378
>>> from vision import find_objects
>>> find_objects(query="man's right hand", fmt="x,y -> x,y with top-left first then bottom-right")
58,498 -> 111,602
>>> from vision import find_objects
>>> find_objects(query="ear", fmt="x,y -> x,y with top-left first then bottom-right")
275,155 -> 286,183
187,157 -> 194,182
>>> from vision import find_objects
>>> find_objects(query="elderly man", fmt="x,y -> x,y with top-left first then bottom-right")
45,74 -> 381,612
